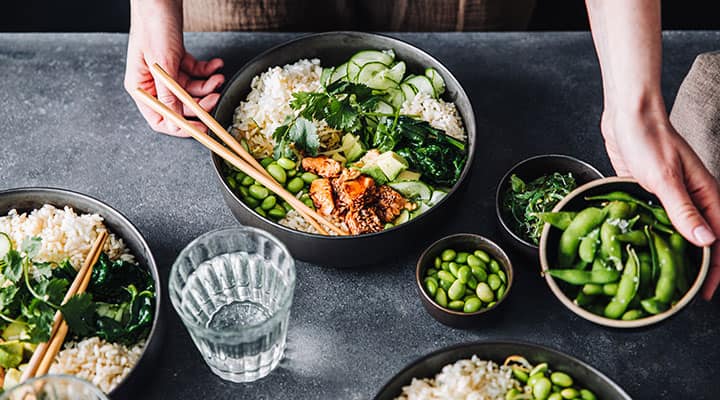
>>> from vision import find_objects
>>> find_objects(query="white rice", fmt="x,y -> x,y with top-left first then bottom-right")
401,91 -> 466,142
0,205 -> 144,393
394,356 -> 518,400
49,337 -> 144,394
0,204 -> 134,268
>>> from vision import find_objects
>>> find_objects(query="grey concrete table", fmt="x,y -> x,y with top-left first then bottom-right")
1,32 -> 719,399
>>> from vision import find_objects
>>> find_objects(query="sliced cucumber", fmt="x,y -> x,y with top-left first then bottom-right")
386,61 -> 406,83
386,87 -> 406,109
425,68 -> 446,96
394,170 -> 421,182
0,232 -> 12,259
350,50 -> 395,67
321,67 -> 334,87
400,82 -> 417,102
375,100 -> 395,115
427,190 -> 448,206
411,202 -> 431,218
394,209 -> 410,225
404,75 -> 436,98
329,62 -> 348,84
357,62 -> 388,86
389,181 -> 432,201
347,62 -> 361,82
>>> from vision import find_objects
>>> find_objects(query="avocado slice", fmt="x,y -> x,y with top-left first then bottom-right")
0,340 -> 24,369
376,151 -> 408,181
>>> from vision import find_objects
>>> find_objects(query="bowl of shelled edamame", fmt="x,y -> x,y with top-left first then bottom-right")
496,154 -> 604,258
539,177 -> 711,328
416,233 -> 513,328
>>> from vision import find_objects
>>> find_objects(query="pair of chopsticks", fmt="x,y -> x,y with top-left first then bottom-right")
19,232 -> 109,383
133,64 -> 348,236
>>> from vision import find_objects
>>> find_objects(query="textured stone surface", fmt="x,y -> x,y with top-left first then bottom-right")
1,32 -> 719,399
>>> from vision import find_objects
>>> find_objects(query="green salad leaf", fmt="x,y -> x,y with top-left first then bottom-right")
60,293 -> 96,337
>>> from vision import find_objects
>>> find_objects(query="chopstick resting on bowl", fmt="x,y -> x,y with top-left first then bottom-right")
20,231 -> 109,383
133,68 -> 347,236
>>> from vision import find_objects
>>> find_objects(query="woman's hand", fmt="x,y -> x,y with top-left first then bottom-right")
602,103 -> 720,300
124,0 -> 225,136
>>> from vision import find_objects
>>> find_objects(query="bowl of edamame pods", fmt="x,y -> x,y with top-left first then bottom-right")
416,233 -> 513,328
539,177 -> 711,328
496,154 -> 604,258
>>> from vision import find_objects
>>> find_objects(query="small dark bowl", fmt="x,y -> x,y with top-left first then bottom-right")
416,234 -> 513,329
539,177 -> 711,328
0,187 -> 163,398
496,154 -> 604,258
212,31 -> 476,268
374,341 -> 631,400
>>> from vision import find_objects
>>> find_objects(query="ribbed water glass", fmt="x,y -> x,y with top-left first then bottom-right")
169,227 -> 296,383
0,375 -> 108,400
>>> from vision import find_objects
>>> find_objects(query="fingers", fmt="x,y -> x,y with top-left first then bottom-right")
182,93 -> 220,117
702,243 -> 720,300
177,70 -> 225,97
149,57 -> 187,136
181,53 -> 224,78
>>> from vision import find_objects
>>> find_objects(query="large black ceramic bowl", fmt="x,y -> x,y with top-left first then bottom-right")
0,187 -> 162,399
374,341 -> 631,400
212,31 -> 476,267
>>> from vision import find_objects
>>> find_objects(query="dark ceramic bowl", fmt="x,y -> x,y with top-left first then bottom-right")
496,154 -> 604,258
0,187 -> 162,399
416,234 -> 513,328
539,177 -> 711,328
212,31 -> 476,267
374,341 -> 631,400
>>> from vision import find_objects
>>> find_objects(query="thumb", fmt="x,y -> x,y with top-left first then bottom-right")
150,56 -> 187,137
651,172 -> 715,248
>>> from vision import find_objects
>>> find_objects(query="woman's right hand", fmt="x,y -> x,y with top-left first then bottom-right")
124,0 -> 225,136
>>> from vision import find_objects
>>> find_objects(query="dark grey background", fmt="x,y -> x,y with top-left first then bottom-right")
0,32 -> 718,399
2,1 -> 719,32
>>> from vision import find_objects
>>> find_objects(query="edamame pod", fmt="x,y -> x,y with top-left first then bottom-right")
586,191 -> 671,225
651,232 -> 677,303
615,230 -> 648,246
600,220 -> 622,269
537,211 -> 578,231
669,232 -> 689,294
621,309 -> 645,321
578,228 -> 600,263
547,268 -> 620,285
604,246 -> 640,319
558,207 -> 607,267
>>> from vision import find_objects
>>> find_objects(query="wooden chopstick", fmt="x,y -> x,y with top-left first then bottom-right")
20,232 -> 109,382
133,87 -> 347,236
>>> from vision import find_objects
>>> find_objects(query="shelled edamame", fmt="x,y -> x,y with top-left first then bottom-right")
424,247 -> 508,313
544,191 -> 700,320
223,156 -> 318,222
505,356 -> 597,400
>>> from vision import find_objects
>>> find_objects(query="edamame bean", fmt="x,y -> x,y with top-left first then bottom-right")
435,287 -> 448,307
560,388 -> 579,399
506,388 -> 522,400
434,257 -> 442,268
448,300 -> 465,310
438,270 -> 455,283
260,157 -> 274,167
302,198 -> 315,209
441,249 -> 457,261
243,196 -> 260,208
511,366 -> 529,383
287,168 -> 297,177
448,280 -> 466,300
425,277 -> 438,297
533,377 -> 552,400
254,206 -> 267,217
464,297 -> 482,313
268,206 -> 286,220
249,184 -> 269,199
441,261 -> 450,271
467,254 -> 485,269
473,249 -> 491,263
427,268 -> 438,277
489,259 -> 501,273
301,172 -> 319,184
488,274 -> 502,290
440,279 -> 453,291
281,200 -> 293,212
457,266 -> 471,284
267,163 -> 287,184
580,389 -> 597,400
487,301 -> 496,308
497,269 -> 507,283
529,363 -> 548,377
277,157 -> 296,170
471,265 -> 487,282
234,170 -> 247,181
496,284 -> 506,299
261,195 -> 277,210
287,177 -> 305,194
227,176 -> 237,189
476,282 -> 494,302
550,372 -> 573,387
449,262 -> 460,278
548,393 -> 563,400
466,276 -> 478,290
241,176 -> 255,186
455,252 -> 469,264
527,373 -> 544,387
238,186 -> 249,198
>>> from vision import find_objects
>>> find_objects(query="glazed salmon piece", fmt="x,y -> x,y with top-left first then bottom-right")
334,175 -> 375,211
345,208 -> 383,234
309,178 -> 335,215
302,156 -> 342,178
375,185 -> 410,222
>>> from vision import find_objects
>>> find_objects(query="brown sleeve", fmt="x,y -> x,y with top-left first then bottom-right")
669,51 -> 720,180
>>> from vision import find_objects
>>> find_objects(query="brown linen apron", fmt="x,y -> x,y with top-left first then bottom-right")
671,52 -> 720,181
183,0 -> 536,32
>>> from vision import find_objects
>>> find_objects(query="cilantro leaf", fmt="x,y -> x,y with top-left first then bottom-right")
2,250 -> 23,283
0,286 -> 18,310
33,262 -> 53,280
38,278 -> 69,305
61,293 -> 96,337
22,299 -> 55,343
20,236 -> 41,259
287,118 -> 319,155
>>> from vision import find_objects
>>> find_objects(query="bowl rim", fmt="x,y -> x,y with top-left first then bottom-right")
211,30 -> 476,240
495,154 -> 604,250
538,176 -> 711,328
415,233 -> 513,317
373,339 -> 632,400
0,186 -> 162,394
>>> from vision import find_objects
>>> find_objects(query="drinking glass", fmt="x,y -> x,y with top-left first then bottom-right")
169,227 -> 296,382
0,375 -> 108,400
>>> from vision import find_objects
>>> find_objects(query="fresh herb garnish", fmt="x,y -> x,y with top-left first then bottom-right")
503,172 -> 577,244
